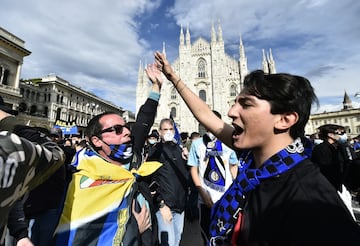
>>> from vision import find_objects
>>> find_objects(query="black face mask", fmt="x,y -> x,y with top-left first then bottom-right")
102,141 -> 133,164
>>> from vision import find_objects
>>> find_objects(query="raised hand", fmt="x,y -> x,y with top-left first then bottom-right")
145,62 -> 163,89
154,51 -> 175,81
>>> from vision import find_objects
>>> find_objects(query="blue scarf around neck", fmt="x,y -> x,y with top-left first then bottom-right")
208,138 -> 309,245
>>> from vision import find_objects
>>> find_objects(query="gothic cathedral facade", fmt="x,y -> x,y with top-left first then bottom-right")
136,23 -> 276,134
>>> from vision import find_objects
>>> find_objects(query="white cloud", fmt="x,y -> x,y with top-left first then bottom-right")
1,0 -> 359,113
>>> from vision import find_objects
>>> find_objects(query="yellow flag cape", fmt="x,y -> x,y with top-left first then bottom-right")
55,148 -> 161,245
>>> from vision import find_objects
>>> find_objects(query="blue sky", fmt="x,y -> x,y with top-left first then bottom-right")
1,0 -> 360,113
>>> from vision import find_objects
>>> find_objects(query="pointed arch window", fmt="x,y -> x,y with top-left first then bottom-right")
171,107 -> 177,118
230,84 -> 237,97
171,88 -> 177,100
198,59 -> 206,78
199,90 -> 206,102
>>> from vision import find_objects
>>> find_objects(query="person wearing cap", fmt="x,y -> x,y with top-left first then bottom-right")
54,63 -> 163,246
144,129 -> 159,161
0,95 -> 65,246
311,124 -> 357,219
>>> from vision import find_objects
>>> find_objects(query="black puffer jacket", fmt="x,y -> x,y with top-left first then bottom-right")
147,142 -> 189,213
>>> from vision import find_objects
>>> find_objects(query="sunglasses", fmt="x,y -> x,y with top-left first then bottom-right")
99,124 -> 127,135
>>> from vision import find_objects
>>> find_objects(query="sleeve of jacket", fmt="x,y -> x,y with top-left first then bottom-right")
0,130 -> 65,229
131,95 -> 159,168
7,199 -> 29,242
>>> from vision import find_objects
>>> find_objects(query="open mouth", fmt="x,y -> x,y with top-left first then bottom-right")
232,124 -> 244,136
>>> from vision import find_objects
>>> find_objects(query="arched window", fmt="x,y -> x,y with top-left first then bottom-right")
198,59 -> 206,78
171,88 -> 177,100
56,108 -> 61,120
31,91 -> 35,100
30,105 -> 37,115
171,107 -> 177,118
25,90 -> 30,99
43,106 -> 48,117
2,69 -> 10,85
36,92 -> 41,102
18,102 -> 27,112
199,90 -> 206,102
230,84 -> 237,97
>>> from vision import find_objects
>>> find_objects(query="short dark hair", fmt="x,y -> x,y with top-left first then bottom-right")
242,70 -> 319,139
85,111 -> 120,149
85,111 -> 120,138
190,131 -> 201,139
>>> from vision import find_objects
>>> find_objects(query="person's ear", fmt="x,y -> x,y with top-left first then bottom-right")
90,135 -> 102,148
274,112 -> 299,131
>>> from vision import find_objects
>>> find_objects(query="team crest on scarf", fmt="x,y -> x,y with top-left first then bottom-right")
204,139 -> 226,192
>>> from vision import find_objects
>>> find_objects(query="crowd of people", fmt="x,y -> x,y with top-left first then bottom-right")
1,50 -> 360,246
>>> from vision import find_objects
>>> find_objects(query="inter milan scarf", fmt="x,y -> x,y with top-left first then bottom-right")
55,148 -> 162,246
209,138 -> 308,246
204,139 -> 226,192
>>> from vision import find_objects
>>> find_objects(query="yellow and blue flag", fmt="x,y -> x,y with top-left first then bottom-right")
55,148 -> 161,245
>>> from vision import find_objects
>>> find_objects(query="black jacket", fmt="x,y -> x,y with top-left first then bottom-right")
311,141 -> 350,191
122,96 -> 159,246
147,141 -> 189,213
1,199 -> 29,246
236,159 -> 360,245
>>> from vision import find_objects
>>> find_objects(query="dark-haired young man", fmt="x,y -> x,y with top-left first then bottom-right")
154,51 -> 360,245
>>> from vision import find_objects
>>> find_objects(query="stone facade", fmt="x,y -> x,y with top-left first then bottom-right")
136,23 -> 276,135
0,27 -> 31,111
305,92 -> 360,138
18,75 -> 126,135
0,27 -> 130,136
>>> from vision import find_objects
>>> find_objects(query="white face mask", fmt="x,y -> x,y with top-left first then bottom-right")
337,133 -> 348,144
148,139 -> 157,145
206,132 -> 216,141
313,139 -> 323,145
163,131 -> 175,142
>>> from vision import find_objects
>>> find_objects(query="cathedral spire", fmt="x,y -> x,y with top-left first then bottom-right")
268,48 -> 276,73
180,24 -> 184,46
211,21 -> 216,43
138,60 -> 142,75
186,24 -> 191,46
238,35 -> 248,84
262,49 -> 269,74
162,42 -> 166,58
217,19 -> 223,42
239,35 -> 245,58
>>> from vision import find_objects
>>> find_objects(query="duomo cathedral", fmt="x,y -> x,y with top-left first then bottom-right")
136,23 -> 276,134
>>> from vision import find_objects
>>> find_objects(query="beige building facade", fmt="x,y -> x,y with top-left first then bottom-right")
19,75 -> 126,135
0,27 -> 130,136
305,92 -> 360,138
0,27 -> 31,112
136,23 -> 276,134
